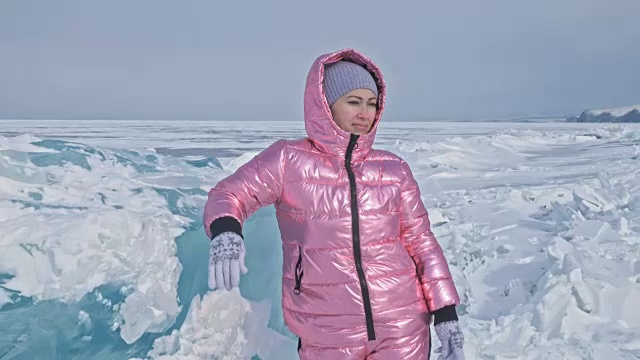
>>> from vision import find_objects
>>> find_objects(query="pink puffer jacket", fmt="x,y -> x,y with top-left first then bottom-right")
204,49 -> 460,347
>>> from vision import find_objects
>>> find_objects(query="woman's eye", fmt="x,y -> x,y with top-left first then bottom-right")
368,103 -> 377,107
348,101 -> 360,105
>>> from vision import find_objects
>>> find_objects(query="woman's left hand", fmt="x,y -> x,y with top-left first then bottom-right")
434,320 -> 465,360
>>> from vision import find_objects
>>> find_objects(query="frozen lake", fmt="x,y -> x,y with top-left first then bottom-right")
1,120 -> 639,359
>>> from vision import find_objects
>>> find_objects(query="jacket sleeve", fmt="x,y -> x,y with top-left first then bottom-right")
398,160 -> 460,312
203,140 -> 286,239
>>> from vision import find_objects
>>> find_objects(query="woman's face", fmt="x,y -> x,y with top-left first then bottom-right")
329,88 -> 377,136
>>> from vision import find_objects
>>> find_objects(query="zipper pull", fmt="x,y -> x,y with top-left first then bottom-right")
349,134 -> 359,148
294,247 -> 304,295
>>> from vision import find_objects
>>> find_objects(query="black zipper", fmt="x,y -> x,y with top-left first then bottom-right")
294,245 -> 304,295
345,134 -> 376,341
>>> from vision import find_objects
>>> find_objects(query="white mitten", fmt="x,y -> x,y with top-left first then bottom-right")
208,232 -> 248,290
434,320 -> 465,360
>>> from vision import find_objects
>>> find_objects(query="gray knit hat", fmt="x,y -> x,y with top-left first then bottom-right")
323,61 -> 378,106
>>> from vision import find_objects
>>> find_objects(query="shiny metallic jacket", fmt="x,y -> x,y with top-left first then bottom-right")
203,48 -> 460,347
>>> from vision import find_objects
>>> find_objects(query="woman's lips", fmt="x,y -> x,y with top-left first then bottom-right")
352,123 -> 369,131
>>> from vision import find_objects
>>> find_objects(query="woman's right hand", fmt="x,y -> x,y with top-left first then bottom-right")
434,320 -> 465,360
208,232 -> 248,290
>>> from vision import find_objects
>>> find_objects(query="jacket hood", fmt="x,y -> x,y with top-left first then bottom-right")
303,48 -> 386,159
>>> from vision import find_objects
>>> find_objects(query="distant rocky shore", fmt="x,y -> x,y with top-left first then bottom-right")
567,105 -> 640,123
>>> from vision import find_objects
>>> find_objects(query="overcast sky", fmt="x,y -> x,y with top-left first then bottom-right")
1,0 -> 639,121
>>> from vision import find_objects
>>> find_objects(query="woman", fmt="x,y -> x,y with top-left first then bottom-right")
203,48 -> 465,360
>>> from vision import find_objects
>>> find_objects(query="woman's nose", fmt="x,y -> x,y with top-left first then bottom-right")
357,105 -> 369,118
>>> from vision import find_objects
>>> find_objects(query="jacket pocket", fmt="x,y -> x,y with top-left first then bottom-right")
293,245 -> 304,295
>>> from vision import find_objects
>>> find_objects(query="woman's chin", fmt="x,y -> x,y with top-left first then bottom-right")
350,126 -> 370,135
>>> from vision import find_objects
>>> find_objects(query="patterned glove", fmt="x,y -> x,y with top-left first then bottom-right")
208,232 -> 248,290
434,320 -> 465,360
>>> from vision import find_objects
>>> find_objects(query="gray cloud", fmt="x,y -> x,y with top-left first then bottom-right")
1,0 -> 639,121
